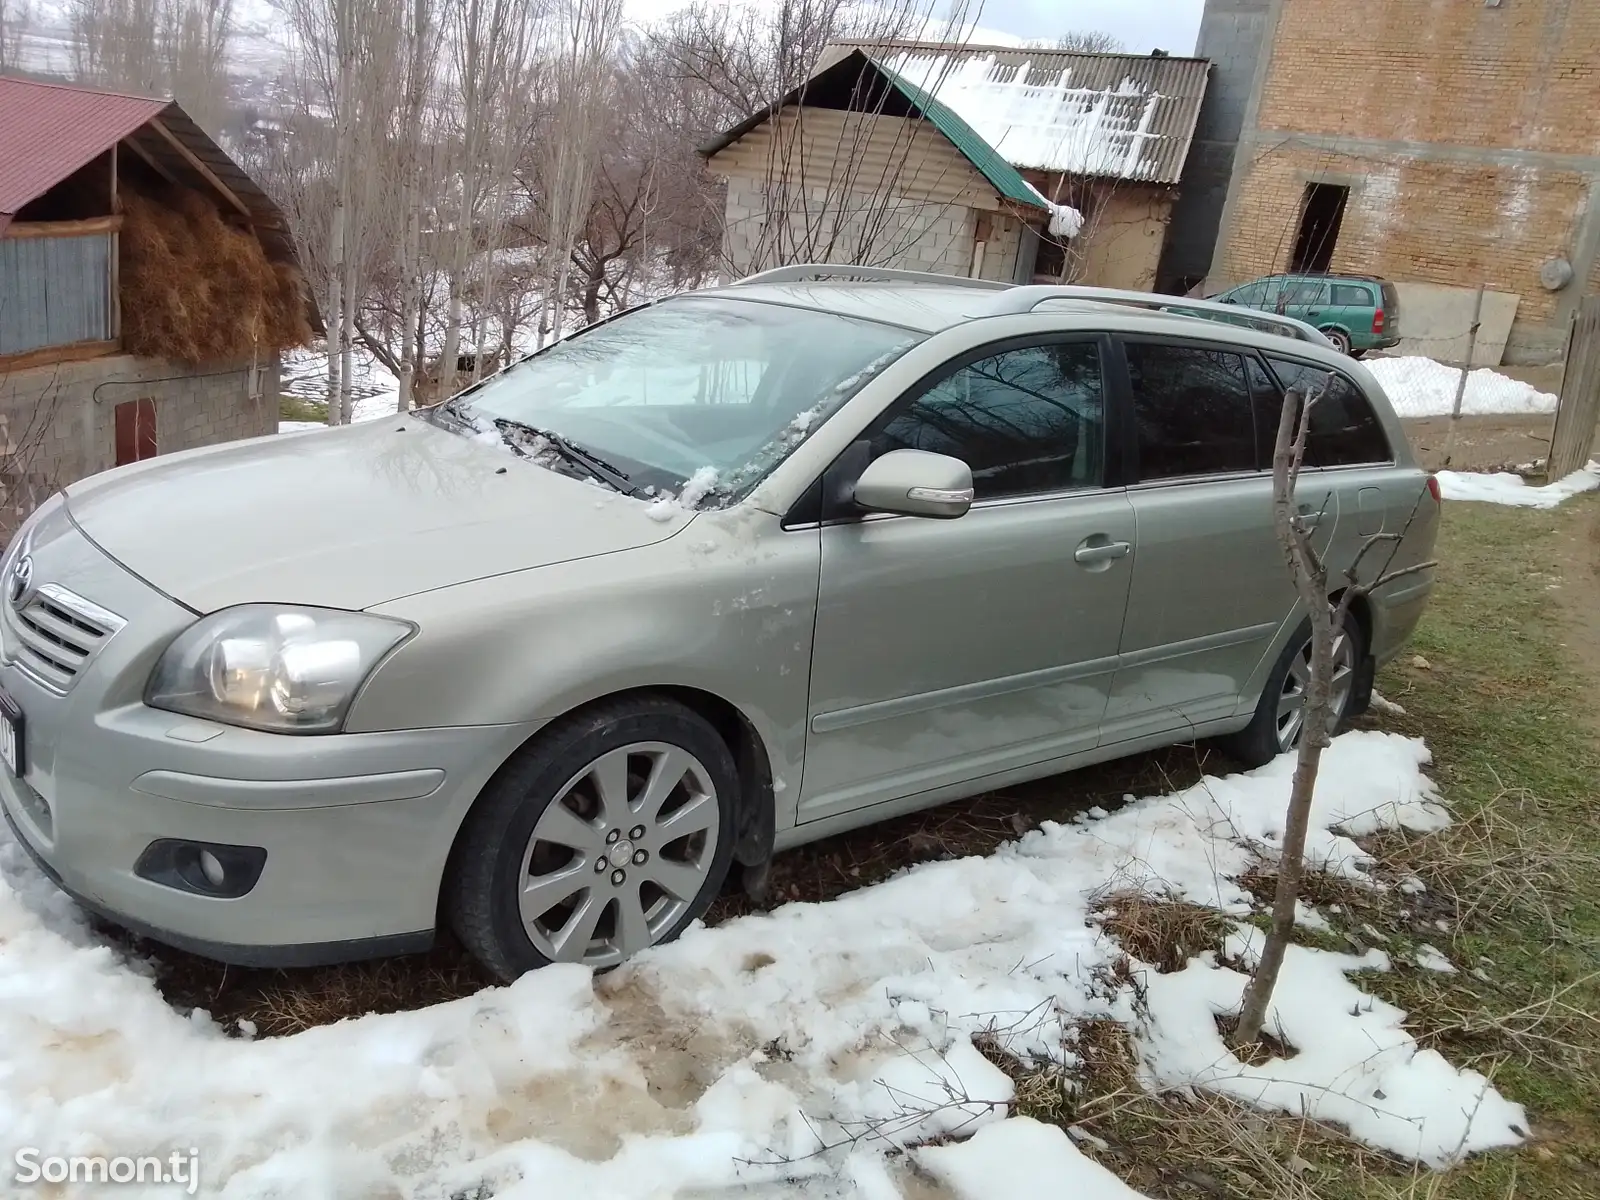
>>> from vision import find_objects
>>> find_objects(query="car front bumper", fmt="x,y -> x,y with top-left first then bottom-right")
0,500 -> 537,966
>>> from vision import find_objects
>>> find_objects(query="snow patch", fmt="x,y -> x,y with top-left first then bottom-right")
0,732 -> 1522,1195
1366,356 -> 1557,418
1435,462 -> 1600,509
646,466 -> 720,521
918,1116 -> 1147,1199
1414,944 -> 1457,974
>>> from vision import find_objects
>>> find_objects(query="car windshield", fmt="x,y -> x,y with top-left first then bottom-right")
433,296 -> 922,503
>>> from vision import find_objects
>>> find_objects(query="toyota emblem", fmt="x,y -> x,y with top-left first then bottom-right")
8,554 -> 33,606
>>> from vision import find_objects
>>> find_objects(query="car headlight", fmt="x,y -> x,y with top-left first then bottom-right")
146,606 -> 414,734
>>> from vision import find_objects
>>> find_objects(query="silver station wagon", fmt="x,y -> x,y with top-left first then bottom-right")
0,268 -> 1440,980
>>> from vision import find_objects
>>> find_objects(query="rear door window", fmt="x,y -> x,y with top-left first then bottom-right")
1260,358 -> 1392,466
1124,342 -> 1257,481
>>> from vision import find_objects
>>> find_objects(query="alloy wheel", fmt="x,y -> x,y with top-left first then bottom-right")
1275,629 -> 1355,752
517,741 -> 720,967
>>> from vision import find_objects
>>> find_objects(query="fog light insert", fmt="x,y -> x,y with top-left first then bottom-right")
133,839 -> 267,898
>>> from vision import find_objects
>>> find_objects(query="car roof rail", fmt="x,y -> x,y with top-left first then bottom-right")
974,284 -> 1334,346
732,263 -> 1011,291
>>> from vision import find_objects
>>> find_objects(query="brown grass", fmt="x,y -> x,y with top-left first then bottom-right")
119,181 -> 311,365
1093,890 -> 1232,974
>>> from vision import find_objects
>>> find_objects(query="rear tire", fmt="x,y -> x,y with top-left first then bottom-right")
446,696 -> 739,981
1320,326 -> 1353,355
1218,613 -> 1365,769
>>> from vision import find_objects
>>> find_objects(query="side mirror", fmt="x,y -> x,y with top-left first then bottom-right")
853,449 -> 974,520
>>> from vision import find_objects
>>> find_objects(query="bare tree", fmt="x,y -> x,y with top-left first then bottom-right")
1232,383 -> 1437,1047
1048,31 -> 1124,54
0,0 -> 33,72
531,0 -> 623,350
69,0 -> 236,136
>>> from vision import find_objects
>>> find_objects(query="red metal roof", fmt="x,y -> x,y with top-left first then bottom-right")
0,77 -> 169,222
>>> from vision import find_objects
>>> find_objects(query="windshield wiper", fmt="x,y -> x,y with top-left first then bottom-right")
485,415 -> 644,498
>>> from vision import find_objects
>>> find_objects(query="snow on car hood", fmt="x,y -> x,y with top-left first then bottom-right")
64,419 -> 693,612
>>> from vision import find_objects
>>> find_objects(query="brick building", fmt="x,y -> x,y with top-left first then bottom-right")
0,78 -> 311,532
1164,0 -> 1600,364
702,43 -> 1209,292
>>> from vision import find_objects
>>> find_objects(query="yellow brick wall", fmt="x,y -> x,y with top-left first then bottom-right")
1220,148 -> 1590,323
1215,0 -> 1599,348
1257,0 -> 1600,157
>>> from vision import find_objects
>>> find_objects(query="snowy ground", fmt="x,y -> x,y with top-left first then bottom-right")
1366,356 -> 1558,419
0,733 -> 1526,1198
1436,461 -> 1600,509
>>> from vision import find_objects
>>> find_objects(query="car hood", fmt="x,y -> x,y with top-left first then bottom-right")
64,418 -> 693,612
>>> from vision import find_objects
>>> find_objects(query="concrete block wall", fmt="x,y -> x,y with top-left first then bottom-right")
1204,0 -> 1600,364
0,353 -> 278,536
722,174 -> 977,279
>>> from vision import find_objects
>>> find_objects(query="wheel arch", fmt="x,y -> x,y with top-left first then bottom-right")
443,684 -> 779,906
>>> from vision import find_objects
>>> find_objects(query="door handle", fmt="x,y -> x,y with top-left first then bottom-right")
1298,503 -> 1327,528
1074,538 -> 1132,565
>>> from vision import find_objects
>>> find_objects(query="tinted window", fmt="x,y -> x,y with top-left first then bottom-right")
1125,343 -> 1257,480
1261,358 -> 1391,466
1329,283 -> 1372,306
869,342 -> 1103,499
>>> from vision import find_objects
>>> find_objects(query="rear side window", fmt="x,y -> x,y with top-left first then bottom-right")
1124,343 -> 1256,480
869,340 -> 1104,500
1329,283 -> 1372,306
1261,358 -> 1392,466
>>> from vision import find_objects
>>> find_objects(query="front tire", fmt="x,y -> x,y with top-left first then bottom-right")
446,697 -> 738,981
1219,613 -> 1364,769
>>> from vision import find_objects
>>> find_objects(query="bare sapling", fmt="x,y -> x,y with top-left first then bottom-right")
1232,382 -> 1438,1048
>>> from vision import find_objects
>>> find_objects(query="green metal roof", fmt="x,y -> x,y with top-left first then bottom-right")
698,49 -> 1046,212
869,59 -> 1046,211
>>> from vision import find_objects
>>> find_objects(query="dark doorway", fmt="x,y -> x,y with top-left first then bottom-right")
1291,183 -> 1348,272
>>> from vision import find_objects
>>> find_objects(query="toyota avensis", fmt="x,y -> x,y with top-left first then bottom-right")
0,268 -> 1440,980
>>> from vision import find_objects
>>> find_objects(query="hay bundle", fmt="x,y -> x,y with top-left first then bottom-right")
119,183 -> 312,365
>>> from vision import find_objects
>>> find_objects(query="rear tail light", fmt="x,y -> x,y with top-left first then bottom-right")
1373,308 -> 1386,333
1426,475 -> 1442,503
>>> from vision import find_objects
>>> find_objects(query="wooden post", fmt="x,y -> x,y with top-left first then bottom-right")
109,144 -> 121,345
1547,295 -> 1600,480
1440,286 -> 1486,469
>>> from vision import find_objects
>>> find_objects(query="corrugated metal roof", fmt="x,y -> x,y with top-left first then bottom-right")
0,75 -> 318,330
701,50 -> 1045,210
828,41 -> 1210,183
0,77 -> 168,219
868,65 -> 1046,209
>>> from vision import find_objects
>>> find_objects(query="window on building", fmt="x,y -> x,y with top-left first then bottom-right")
1124,342 -> 1256,480
1260,358 -> 1391,467
1291,183 -> 1348,273
114,397 -> 158,466
867,341 -> 1104,499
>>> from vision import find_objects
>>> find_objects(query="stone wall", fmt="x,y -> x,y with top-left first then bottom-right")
0,353 -> 278,536
1202,0 -> 1600,363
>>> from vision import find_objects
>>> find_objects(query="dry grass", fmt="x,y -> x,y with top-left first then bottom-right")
1091,889 -> 1232,974
980,1018 -> 1397,1199
120,182 -> 311,365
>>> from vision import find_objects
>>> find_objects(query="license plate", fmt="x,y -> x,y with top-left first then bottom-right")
0,688 -> 23,777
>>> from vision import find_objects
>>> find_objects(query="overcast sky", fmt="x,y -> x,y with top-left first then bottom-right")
620,0 -> 1207,55
962,0 -> 1204,54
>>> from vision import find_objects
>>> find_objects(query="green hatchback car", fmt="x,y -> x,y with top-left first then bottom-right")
1213,273 -> 1401,357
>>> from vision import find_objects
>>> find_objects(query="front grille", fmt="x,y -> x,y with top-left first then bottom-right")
3,583 -> 125,693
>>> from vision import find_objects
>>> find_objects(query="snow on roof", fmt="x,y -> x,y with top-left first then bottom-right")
838,42 -> 1209,184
